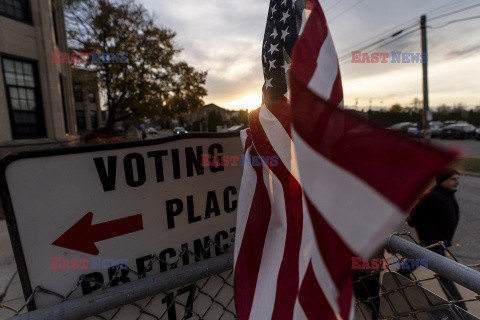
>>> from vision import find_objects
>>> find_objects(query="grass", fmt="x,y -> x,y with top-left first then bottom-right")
462,158 -> 480,174
451,157 -> 480,174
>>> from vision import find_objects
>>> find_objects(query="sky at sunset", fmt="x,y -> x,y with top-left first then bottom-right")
140,0 -> 480,111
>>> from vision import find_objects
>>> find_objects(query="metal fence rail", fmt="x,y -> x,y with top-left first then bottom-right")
353,231 -> 480,320
2,238 -> 237,320
2,230 -> 480,320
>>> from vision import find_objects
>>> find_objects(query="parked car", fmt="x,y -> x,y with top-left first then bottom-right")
439,124 -> 476,139
388,122 -> 423,137
443,120 -> 467,126
475,128 -> 480,140
227,124 -> 246,132
428,121 -> 444,138
147,127 -> 158,134
173,127 -> 188,134
388,122 -> 414,131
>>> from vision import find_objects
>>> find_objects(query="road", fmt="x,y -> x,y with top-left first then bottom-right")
451,174 -> 480,265
431,138 -> 480,158
402,174 -> 480,265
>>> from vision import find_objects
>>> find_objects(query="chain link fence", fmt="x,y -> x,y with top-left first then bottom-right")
353,229 -> 480,320
2,229 -> 480,320
1,236 -> 237,320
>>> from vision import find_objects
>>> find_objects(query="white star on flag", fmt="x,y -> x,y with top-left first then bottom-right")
281,27 -> 290,41
281,59 -> 290,72
264,77 -> 273,89
271,28 -> 278,39
269,60 -> 276,70
268,43 -> 279,55
271,4 -> 277,14
280,10 -> 290,23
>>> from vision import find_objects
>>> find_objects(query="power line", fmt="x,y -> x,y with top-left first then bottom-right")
339,28 -> 419,66
335,1 -> 480,65
424,0 -> 477,16
334,0 -> 470,58
338,11 -> 480,66
429,2 -> 480,22
427,0 -> 480,17
329,0 -> 368,23
337,23 -> 418,63
365,29 -> 419,54
429,14 -> 480,29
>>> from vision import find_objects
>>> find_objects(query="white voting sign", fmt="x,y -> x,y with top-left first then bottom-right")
0,134 -> 243,314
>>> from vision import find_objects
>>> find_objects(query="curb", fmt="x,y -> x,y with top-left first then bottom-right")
460,171 -> 480,178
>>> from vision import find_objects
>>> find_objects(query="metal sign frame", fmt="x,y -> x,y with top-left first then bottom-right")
0,132 -> 240,311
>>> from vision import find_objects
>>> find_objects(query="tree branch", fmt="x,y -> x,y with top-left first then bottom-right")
114,109 -> 137,122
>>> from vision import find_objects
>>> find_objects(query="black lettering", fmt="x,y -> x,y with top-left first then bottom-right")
108,265 -> 131,286
81,272 -> 104,295
223,186 -> 237,213
187,195 -> 201,224
185,146 -> 204,177
166,199 -> 183,229
94,156 -> 116,191
215,230 -> 229,255
162,292 -> 176,320
136,255 -> 153,279
178,284 -> 196,319
193,236 -> 211,261
147,150 -> 168,182
208,143 -> 224,173
204,191 -> 220,219
123,153 -> 146,187
171,148 -> 181,179
159,248 -> 177,272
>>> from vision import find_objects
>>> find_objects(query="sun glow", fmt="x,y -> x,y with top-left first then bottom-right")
223,94 -> 262,111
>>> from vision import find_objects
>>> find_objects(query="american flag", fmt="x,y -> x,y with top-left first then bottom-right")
233,0 -> 455,319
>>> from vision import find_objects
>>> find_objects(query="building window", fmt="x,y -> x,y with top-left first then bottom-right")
90,110 -> 97,130
2,57 -> 45,138
73,83 -> 83,102
76,110 -> 85,130
0,0 -> 31,23
88,93 -> 96,103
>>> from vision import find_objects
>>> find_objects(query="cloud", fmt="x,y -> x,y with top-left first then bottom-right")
140,0 -> 267,108
445,42 -> 480,59
138,0 -> 480,108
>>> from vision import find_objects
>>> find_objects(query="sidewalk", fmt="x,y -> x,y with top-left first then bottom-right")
0,220 -> 26,319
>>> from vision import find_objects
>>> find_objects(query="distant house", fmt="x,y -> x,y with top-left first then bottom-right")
183,104 -> 239,132
72,69 -> 102,132
0,0 -> 78,158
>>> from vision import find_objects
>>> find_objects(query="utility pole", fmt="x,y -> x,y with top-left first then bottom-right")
421,15 -> 430,138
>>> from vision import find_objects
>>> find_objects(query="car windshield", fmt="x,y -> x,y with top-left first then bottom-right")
389,123 -> 411,129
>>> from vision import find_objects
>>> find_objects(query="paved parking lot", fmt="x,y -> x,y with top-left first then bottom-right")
431,137 -> 480,158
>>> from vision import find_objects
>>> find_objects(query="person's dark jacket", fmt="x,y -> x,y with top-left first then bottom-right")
407,185 -> 459,247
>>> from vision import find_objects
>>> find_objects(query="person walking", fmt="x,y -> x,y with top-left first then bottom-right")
405,168 -> 466,309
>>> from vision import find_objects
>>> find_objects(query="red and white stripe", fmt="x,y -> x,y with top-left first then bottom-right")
233,1 -> 455,319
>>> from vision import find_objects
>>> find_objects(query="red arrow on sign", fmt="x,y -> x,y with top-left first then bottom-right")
52,212 -> 143,255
